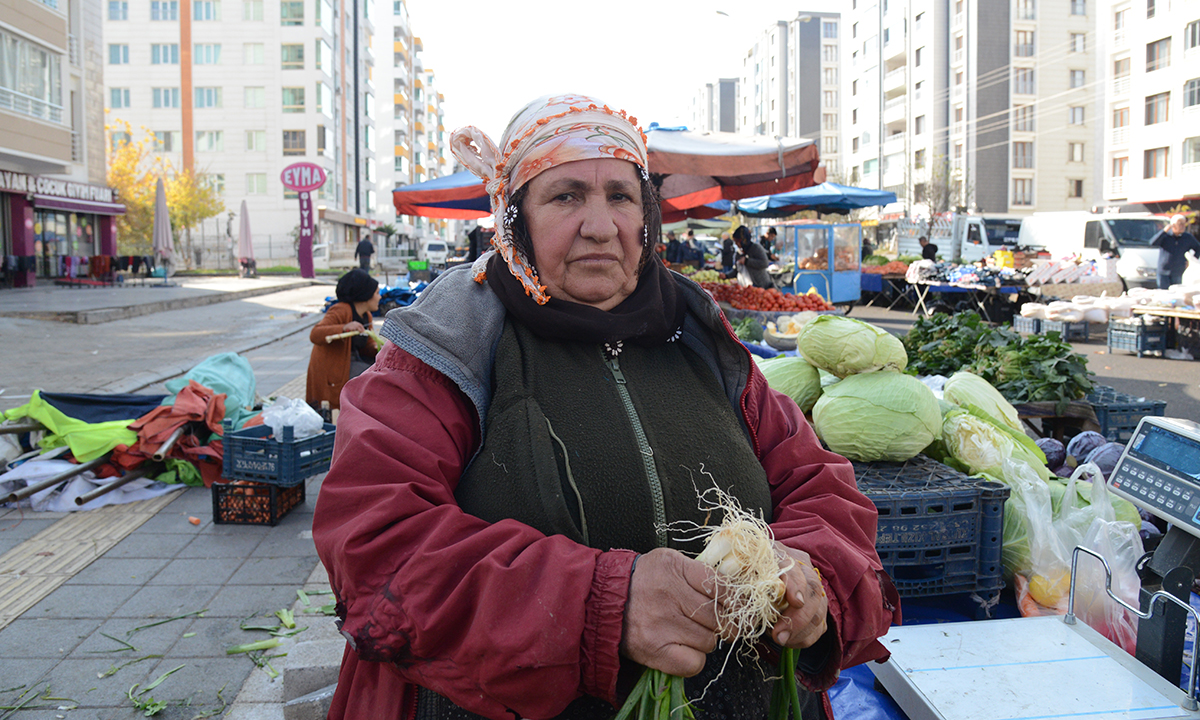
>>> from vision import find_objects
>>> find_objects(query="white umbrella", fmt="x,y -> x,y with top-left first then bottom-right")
151,176 -> 174,276
236,199 -> 254,261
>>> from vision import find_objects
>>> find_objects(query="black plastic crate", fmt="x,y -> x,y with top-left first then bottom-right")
222,422 -> 336,487
852,455 -> 1008,602
1107,317 -> 1168,357
212,481 -> 305,526
1086,385 -> 1167,443
1012,316 -> 1041,334
1041,319 -> 1089,341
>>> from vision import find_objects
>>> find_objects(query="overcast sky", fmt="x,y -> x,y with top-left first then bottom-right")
406,0 -> 837,142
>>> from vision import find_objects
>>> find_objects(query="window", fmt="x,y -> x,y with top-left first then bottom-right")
244,43 -> 264,64
194,43 -> 221,64
1068,179 -> 1084,198
822,21 -> 837,38
317,125 -> 327,155
108,0 -> 128,19
1113,106 -> 1130,127
955,143 -> 963,161
1187,21 -> 1200,51
1069,143 -> 1085,162
151,44 -> 179,64
281,43 -> 304,69
915,115 -> 925,134
955,106 -> 964,123
915,47 -> 922,66
1147,38 -> 1171,71
1184,137 -> 1200,165
153,130 -> 180,152
316,39 -> 331,74
151,87 -> 179,108
1115,8 -> 1127,29
281,0 -> 303,25
823,90 -> 837,108
1144,147 -> 1168,178
1014,105 -> 1035,131
822,137 -> 837,154
195,130 -> 223,152
1145,92 -> 1169,124
316,82 -> 332,114
108,44 -> 129,64
1014,141 -> 1034,168
1070,70 -> 1086,88
1114,57 -> 1130,78
109,88 -> 130,108
243,0 -> 262,19
852,80 -> 857,96
244,87 -> 265,107
282,130 -> 306,155
1113,156 -> 1128,177
1014,68 -> 1035,94
852,137 -> 860,152
1068,106 -> 1085,124
852,109 -> 857,124
1013,178 -> 1033,206
864,158 -> 877,175
194,87 -> 222,108
150,0 -> 178,20
246,173 -> 267,194
201,174 -> 224,194
317,0 -> 332,33
823,68 -> 838,85
111,130 -> 132,146
915,149 -> 925,168
1071,33 -> 1086,52
193,0 -> 219,19
823,113 -> 838,131
823,44 -> 837,62
1015,30 -> 1035,57
282,87 -> 305,112
1186,78 -> 1200,108
1070,0 -> 1085,15
246,130 -> 266,150
1147,0 -> 1155,18
1017,0 -> 1035,19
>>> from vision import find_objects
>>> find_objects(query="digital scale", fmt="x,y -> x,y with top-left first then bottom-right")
870,417 -> 1200,720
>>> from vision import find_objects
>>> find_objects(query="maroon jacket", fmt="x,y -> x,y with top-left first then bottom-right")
312,267 -> 901,720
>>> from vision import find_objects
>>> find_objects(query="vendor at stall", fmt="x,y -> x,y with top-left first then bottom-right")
1150,214 -> 1200,289
306,269 -> 380,412
735,225 -> 774,288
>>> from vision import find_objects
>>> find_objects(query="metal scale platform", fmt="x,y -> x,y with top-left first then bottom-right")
870,417 -> 1200,720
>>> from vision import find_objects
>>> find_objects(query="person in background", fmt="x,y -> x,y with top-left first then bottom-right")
719,231 -> 736,277
312,92 -> 899,720
761,226 -> 780,261
354,233 -> 375,271
919,235 -> 939,261
306,268 -> 379,412
665,230 -> 682,263
1150,214 -> 1200,289
735,225 -> 774,288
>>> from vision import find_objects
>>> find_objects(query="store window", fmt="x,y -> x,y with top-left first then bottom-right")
34,211 -> 96,277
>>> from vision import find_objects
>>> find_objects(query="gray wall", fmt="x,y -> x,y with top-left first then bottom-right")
718,78 -> 738,132
794,18 -> 821,139
973,0 -> 1009,212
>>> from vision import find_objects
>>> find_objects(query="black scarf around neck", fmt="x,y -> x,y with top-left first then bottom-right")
485,252 -> 685,347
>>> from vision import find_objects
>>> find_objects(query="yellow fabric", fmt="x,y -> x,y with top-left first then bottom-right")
3,390 -> 138,462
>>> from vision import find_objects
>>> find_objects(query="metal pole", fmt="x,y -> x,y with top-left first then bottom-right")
5,455 -> 110,503
0,422 -> 43,435
74,464 -> 158,506
150,425 -> 188,462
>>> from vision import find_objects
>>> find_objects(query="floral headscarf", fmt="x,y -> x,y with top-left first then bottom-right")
449,93 -> 648,304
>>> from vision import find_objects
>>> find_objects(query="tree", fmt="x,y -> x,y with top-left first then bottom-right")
910,153 -> 974,236
166,168 -> 225,269
106,119 -> 158,255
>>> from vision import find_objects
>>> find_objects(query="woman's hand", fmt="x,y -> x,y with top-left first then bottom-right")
770,543 -> 829,649
620,548 -> 721,678
343,321 -> 365,333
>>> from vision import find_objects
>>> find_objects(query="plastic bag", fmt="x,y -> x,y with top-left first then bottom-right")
261,397 -> 325,439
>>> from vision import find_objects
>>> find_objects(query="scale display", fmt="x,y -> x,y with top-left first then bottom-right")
1109,417 -> 1200,539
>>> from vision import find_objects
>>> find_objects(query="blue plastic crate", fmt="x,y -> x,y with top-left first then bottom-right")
221,421 -> 336,487
1086,385 -> 1167,443
1012,316 -> 1041,334
852,455 -> 1008,601
1041,318 -> 1089,341
1108,317 -> 1168,357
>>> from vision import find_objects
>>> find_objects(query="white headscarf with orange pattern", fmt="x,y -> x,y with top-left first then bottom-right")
449,93 -> 648,305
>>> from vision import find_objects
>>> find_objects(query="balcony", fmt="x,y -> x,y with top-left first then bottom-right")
884,132 -> 906,152
0,87 -> 64,123
1111,75 -> 1130,95
884,67 -> 906,94
71,131 -> 81,162
883,98 -> 906,125
427,141 -> 436,152
1111,126 -> 1128,145
68,35 -> 79,66
393,92 -> 408,108
414,121 -> 424,133
1112,30 -> 1126,48
953,48 -> 964,65
1109,176 -> 1125,196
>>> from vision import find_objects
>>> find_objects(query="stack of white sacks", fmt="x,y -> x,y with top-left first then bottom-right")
1021,285 -> 1200,324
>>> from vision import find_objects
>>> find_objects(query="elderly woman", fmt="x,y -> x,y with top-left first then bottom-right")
313,94 -> 899,720
305,268 -> 379,411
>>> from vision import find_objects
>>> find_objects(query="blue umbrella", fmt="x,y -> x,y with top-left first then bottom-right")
735,182 -> 897,218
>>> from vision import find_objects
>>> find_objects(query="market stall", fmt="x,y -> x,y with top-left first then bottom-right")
777,223 -> 862,306
909,279 -> 1027,322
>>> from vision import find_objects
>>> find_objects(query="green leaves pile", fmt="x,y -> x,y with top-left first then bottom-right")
903,312 -> 1093,413
732,316 -> 764,343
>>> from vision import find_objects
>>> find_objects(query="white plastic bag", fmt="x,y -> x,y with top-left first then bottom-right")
261,397 -> 325,439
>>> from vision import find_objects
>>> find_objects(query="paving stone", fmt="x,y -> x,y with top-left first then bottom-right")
24,656 -> 149,710
175,532 -> 263,559
227,556 -> 319,587
62,557 -> 170,585
205,584 -> 304,619
147,557 -> 239,586
140,656 -> 256,717
104,532 -> 193,560
0,617 -> 101,658
282,682 -> 335,720
250,529 -> 322,559
169,616 -> 265,658
22,583 -> 140,620
0,517 -> 60,542
70,616 -> 192,658
111,584 -> 221,619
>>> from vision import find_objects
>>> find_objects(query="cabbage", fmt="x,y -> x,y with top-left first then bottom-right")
1037,438 -> 1066,469
941,412 -> 1015,475
1066,431 -> 1106,462
811,372 -> 941,462
943,371 -> 1022,432
1085,442 -> 1125,479
759,357 -> 823,413
796,315 -> 908,378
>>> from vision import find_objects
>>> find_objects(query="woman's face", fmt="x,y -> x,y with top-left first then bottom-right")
521,158 -> 644,311
365,288 -> 380,313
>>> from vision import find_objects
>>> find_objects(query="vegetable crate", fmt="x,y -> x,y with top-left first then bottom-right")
222,422 -> 336,487
1012,316 -> 1041,335
1086,385 -> 1167,443
212,481 -> 305,526
1107,317 -> 1168,358
1040,319 -> 1089,342
852,456 -> 1009,605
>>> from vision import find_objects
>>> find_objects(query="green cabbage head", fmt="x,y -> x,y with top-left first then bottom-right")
942,411 -> 1015,475
943,371 -> 1023,432
759,357 -> 823,413
811,372 -> 942,461
796,315 -> 908,378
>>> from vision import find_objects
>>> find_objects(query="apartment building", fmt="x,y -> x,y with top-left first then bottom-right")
738,12 -> 841,176
1099,0 -> 1200,210
2,0 -> 123,286
689,77 -> 738,133
104,0 -> 379,267
372,0 -> 453,252
842,0 -> 1094,218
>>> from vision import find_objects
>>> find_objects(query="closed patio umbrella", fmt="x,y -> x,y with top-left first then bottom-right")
236,199 -> 256,278
151,177 -> 174,277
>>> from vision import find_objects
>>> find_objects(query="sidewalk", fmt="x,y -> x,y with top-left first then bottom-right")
0,277 -> 343,719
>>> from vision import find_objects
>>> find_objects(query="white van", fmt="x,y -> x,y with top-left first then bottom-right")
419,239 -> 450,267
897,214 -> 1024,264
1016,212 -> 1168,289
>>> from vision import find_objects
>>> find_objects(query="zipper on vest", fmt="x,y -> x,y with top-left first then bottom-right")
605,353 -> 669,547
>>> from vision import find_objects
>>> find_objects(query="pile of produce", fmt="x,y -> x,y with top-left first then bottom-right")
862,261 -> 910,275
731,316 -> 763,343
699,282 -> 835,312
903,311 -> 1093,412
1035,432 -> 1127,481
687,269 -> 723,283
